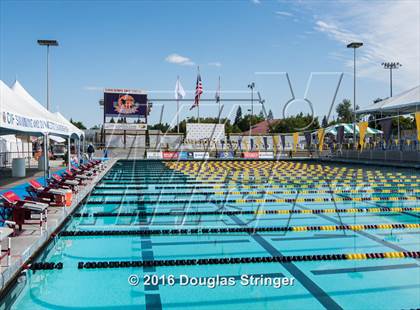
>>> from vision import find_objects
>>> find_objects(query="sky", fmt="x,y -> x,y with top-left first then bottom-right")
1,0 -> 419,128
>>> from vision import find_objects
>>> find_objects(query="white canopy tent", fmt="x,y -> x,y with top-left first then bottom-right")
55,111 -> 86,162
0,80 -> 69,136
357,85 -> 420,115
54,112 -> 84,138
11,80 -> 86,167
11,80 -> 72,137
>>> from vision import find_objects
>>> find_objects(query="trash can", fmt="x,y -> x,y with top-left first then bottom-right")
12,158 -> 26,177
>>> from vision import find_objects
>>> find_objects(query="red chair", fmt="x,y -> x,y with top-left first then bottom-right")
64,169 -> 90,183
50,174 -> 80,192
26,180 -> 72,207
0,191 -> 48,231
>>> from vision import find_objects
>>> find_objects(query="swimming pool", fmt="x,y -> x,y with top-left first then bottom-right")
3,160 -> 420,309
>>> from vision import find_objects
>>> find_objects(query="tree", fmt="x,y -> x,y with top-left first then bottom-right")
321,115 -> 328,128
234,106 -> 242,125
258,110 -> 264,119
70,118 -> 86,130
336,99 -> 353,123
148,123 -> 170,132
273,113 -> 319,133
267,109 -> 274,120
336,99 -> 360,123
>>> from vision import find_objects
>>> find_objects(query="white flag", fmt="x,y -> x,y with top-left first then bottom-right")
175,77 -> 186,100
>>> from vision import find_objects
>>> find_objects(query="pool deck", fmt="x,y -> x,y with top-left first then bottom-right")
0,159 -> 116,293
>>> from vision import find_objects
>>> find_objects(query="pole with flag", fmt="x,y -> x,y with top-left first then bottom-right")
190,66 -> 203,123
174,76 -> 186,133
215,76 -> 221,123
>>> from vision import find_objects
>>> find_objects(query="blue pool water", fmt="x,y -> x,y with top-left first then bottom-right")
3,160 -> 420,309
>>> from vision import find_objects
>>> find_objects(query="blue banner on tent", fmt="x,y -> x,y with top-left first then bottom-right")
218,151 -> 234,159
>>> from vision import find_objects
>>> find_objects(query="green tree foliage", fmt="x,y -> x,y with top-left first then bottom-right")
336,99 -> 359,123
392,116 -> 415,134
273,113 -> 319,133
235,114 -> 265,132
70,118 -> 86,130
321,115 -> 328,127
234,106 -> 242,125
267,109 -> 274,120
148,123 -> 171,132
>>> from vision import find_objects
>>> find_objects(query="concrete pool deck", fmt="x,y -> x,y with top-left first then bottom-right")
0,158 -> 116,292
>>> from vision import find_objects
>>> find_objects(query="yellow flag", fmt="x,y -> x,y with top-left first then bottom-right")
358,121 -> 368,150
317,128 -> 324,152
293,132 -> 299,152
415,112 -> 420,141
243,140 -> 249,151
273,136 -> 279,153
256,136 -> 262,149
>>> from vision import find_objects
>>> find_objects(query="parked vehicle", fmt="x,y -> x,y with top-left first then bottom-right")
52,144 -> 66,159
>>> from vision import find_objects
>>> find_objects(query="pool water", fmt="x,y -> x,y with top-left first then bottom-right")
4,160 -> 420,309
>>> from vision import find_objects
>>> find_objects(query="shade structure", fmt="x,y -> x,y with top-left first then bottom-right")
0,80 -> 69,136
322,123 -> 382,136
357,85 -> 420,115
10,80 -> 71,137
54,112 -> 84,138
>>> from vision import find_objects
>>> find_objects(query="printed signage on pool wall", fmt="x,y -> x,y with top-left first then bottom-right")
217,151 -> 234,159
162,151 -> 179,160
259,151 -> 274,159
146,151 -> 162,159
193,152 -> 210,159
242,152 -> 259,159
179,152 -> 194,160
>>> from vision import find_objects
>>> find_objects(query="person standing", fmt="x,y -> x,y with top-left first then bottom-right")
87,144 -> 95,160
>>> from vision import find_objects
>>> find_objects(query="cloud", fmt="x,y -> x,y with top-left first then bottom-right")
275,11 -> 293,17
208,62 -> 222,67
311,1 -> 420,88
251,0 -> 261,4
165,53 -> 195,66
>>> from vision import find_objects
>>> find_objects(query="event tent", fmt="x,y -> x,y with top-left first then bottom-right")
357,85 -> 420,115
323,123 -> 382,136
0,80 -> 69,136
11,80 -> 72,138
54,112 -> 84,138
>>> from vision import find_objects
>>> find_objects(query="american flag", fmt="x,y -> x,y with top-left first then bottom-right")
190,72 -> 203,110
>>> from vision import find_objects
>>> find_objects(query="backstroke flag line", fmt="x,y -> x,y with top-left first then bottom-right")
175,76 -> 186,133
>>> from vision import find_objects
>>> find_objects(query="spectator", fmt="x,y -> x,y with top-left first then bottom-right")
87,144 -> 95,160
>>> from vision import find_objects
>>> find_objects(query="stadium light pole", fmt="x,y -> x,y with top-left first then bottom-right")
37,39 -> 59,111
248,82 -> 255,116
381,62 -> 402,97
347,42 -> 363,149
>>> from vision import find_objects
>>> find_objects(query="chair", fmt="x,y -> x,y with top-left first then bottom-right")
26,179 -> 72,207
0,191 -> 48,231
50,174 -> 80,192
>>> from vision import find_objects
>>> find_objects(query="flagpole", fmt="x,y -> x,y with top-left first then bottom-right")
218,76 -> 221,124
176,76 -> 180,133
197,66 -> 200,123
